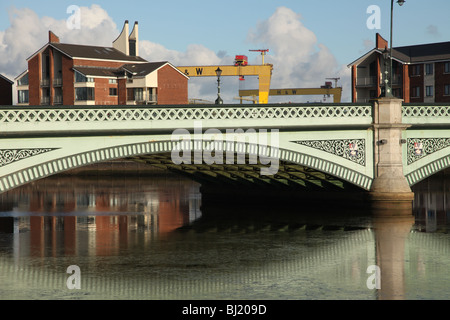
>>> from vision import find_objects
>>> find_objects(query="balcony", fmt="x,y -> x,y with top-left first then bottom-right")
137,93 -> 157,104
127,95 -> 158,105
357,75 -> 403,88
53,78 -> 63,87
40,96 -> 50,105
40,78 -> 50,87
356,77 -> 377,87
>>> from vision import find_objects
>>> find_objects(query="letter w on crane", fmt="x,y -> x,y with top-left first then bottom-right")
196,68 -> 203,75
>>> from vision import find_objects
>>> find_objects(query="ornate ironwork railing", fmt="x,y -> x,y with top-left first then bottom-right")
403,104 -> 450,125
0,104 -> 447,132
0,104 -> 372,124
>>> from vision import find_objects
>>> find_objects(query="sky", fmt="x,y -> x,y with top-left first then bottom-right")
1,0 -> 450,103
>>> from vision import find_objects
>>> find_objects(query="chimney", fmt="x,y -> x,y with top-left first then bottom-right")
49,31 -> 60,43
113,20 -> 129,55
129,21 -> 139,57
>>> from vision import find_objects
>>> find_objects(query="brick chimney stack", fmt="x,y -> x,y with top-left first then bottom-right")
49,31 -> 60,43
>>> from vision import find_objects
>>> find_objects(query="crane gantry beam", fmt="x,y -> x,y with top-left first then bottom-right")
239,87 -> 342,103
177,65 -> 273,104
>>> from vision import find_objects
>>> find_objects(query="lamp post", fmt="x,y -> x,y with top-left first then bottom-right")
215,67 -> 223,104
384,0 -> 405,98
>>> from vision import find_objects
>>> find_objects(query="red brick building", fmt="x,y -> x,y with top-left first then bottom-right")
349,33 -> 450,103
0,74 -> 13,105
15,21 -> 189,106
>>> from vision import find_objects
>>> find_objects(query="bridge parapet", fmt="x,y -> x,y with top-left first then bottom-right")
403,104 -> 450,125
0,104 -> 372,135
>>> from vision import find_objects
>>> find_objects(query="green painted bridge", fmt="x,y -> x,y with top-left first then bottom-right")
0,100 -> 449,196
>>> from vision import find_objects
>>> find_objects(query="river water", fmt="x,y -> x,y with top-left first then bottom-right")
0,166 -> 449,300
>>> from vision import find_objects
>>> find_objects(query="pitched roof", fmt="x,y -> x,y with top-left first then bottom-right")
349,40 -> 450,67
0,74 -> 13,84
51,43 -> 147,62
27,42 -> 148,63
121,61 -> 168,76
121,61 -> 189,78
393,41 -> 450,63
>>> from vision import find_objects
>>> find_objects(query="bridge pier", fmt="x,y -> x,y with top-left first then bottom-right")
370,98 -> 414,216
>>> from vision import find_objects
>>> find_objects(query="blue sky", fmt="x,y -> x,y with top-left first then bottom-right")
1,0 -> 450,103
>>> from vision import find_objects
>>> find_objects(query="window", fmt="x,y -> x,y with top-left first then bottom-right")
134,88 -> 143,101
412,86 -> 421,98
75,71 -> 94,83
17,73 -> 29,86
393,88 -> 402,98
41,88 -> 50,105
75,87 -> 95,101
18,90 -> 29,103
425,64 -> 433,75
109,79 -> 117,84
411,65 -> 421,76
54,88 -> 62,104
445,62 -> 450,74
109,88 -> 118,96
445,85 -> 450,96
426,86 -> 434,97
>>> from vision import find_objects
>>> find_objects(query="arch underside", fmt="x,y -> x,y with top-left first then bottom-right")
126,153 -> 365,192
0,140 -> 372,193
406,154 -> 450,186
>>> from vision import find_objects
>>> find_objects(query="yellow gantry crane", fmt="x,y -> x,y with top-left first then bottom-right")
238,79 -> 342,104
178,50 -> 273,104
177,64 -> 273,104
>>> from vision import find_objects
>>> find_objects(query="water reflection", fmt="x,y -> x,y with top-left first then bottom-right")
0,169 -> 449,300
0,174 -> 201,257
413,170 -> 450,233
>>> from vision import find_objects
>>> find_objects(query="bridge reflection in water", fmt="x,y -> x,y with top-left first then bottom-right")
0,170 -> 449,300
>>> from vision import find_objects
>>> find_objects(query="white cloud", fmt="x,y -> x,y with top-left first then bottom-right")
139,41 -> 222,66
246,7 -> 351,102
0,5 -> 118,81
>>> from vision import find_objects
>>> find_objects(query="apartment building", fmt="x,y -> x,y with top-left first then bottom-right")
348,33 -> 450,103
15,21 -> 189,106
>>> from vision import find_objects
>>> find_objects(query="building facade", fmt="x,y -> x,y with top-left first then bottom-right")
0,74 -> 13,105
15,21 -> 189,106
349,33 -> 450,103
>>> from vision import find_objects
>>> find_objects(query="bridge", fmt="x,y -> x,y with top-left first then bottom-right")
0,98 -> 449,213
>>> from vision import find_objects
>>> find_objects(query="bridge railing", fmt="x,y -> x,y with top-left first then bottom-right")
0,104 -> 373,134
403,103 -> 450,125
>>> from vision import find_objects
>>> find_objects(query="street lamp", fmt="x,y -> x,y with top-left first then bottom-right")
215,67 -> 223,104
384,0 -> 405,98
